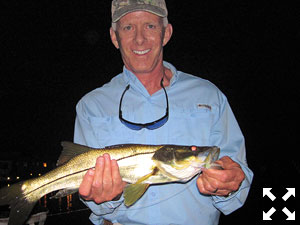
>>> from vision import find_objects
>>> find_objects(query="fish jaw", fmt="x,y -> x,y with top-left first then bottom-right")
153,160 -> 202,182
152,146 -> 220,182
202,146 -> 220,168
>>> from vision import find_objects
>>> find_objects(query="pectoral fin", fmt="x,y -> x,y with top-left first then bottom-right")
123,167 -> 158,207
50,188 -> 78,199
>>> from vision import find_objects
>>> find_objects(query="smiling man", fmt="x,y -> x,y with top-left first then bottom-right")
74,0 -> 253,224
110,9 -> 173,94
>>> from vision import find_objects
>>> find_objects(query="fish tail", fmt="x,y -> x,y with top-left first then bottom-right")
0,182 -> 40,225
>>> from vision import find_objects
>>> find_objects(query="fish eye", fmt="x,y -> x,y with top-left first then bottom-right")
191,146 -> 197,151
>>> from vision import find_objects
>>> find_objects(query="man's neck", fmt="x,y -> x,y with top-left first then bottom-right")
131,66 -> 172,95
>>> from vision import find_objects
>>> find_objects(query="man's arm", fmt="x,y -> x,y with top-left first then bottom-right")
198,92 -> 253,214
74,100 -> 126,223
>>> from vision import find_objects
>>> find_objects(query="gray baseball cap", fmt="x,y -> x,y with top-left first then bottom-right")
111,0 -> 168,23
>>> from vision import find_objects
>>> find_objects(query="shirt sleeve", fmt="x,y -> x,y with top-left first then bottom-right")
209,92 -> 254,215
74,99 -> 102,148
81,198 -> 124,225
74,99 -> 124,223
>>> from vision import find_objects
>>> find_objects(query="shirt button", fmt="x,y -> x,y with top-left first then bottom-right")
151,192 -> 156,197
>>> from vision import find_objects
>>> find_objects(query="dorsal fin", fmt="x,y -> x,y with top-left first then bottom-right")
57,142 -> 92,166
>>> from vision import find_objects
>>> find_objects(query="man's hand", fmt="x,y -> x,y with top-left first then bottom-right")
197,156 -> 245,196
79,153 -> 127,204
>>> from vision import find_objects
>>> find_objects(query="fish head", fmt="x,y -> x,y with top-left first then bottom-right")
152,145 -> 220,181
195,146 -> 220,168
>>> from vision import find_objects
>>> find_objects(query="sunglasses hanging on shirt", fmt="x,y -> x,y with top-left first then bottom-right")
119,78 -> 169,130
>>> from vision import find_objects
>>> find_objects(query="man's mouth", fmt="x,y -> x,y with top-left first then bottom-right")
133,49 -> 151,55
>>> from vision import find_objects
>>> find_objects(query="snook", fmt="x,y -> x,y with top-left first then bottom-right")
0,142 -> 220,225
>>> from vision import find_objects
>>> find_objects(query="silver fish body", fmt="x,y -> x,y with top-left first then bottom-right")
0,142 -> 220,225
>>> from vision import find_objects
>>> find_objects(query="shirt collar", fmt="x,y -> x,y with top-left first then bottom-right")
163,61 -> 179,87
122,61 -> 179,90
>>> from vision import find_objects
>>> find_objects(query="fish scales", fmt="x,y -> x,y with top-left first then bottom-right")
23,144 -> 163,195
0,142 -> 220,225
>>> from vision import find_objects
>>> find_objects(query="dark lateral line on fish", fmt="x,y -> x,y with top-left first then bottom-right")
24,168 -> 91,198
23,151 -> 159,198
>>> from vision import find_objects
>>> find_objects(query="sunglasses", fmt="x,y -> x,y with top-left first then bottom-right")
119,79 -> 169,130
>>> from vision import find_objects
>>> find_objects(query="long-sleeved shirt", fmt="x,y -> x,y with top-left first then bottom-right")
74,61 -> 253,225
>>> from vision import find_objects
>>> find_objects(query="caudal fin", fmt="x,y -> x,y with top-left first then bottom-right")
0,182 -> 39,225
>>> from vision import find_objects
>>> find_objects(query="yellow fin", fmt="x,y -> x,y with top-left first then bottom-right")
124,168 -> 158,206
124,183 -> 150,207
136,167 -> 158,184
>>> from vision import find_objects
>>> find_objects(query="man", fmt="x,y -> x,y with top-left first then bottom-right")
74,0 -> 253,224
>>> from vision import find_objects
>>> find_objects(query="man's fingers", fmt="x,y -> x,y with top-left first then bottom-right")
79,154 -> 126,203
202,168 -> 233,183
197,174 -> 231,196
201,173 -> 219,192
196,176 -> 205,193
79,169 -> 95,199
197,175 -> 219,195
93,156 -> 105,188
202,169 -> 236,190
217,156 -> 240,170
111,159 -> 122,184
102,154 -> 113,187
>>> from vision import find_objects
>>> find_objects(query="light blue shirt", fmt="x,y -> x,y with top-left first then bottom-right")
74,62 -> 253,225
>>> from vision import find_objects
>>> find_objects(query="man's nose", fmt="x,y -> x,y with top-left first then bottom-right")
134,27 -> 146,45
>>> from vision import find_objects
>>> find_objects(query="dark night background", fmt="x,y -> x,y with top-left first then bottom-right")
1,0 -> 298,224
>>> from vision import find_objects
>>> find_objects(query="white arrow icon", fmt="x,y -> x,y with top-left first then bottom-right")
282,188 -> 295,201
282,207 -> 295,220
263,188 -> 276,201
263,207 -> 276,220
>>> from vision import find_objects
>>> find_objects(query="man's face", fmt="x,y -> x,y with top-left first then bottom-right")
110,11 -> 172,75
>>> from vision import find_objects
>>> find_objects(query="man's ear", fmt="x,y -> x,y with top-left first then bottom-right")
110,27 -> 119,49
163,23 -> 173,47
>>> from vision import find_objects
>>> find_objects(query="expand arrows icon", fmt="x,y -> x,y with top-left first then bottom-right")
263,187 -> 296,221
282,188 -> 295,201
263,207 -> 276,220
282,207 -> 295,220
263,188 -> 276,201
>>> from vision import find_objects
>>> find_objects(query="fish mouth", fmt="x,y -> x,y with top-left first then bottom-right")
190,161 -> 205,170
133,49 -> 151,55
196,147 -> 220,160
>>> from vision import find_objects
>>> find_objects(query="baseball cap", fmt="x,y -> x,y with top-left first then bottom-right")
111,0 -> 168,23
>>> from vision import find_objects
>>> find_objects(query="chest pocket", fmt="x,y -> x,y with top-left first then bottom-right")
88,116 -> 136,147
88,107 -> 214,147
167,107 -> 213,146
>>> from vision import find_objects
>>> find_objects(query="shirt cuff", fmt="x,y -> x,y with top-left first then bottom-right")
80,195 -> 124,216
212,169 -> 253,215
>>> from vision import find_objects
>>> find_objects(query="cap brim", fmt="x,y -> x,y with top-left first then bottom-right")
112,4 -> 167,22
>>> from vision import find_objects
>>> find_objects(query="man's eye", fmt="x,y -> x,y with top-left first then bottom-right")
147,24 -> 156,29
123,25 -> 132,31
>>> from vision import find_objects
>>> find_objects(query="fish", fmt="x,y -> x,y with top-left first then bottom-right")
0,142 -> 220,225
